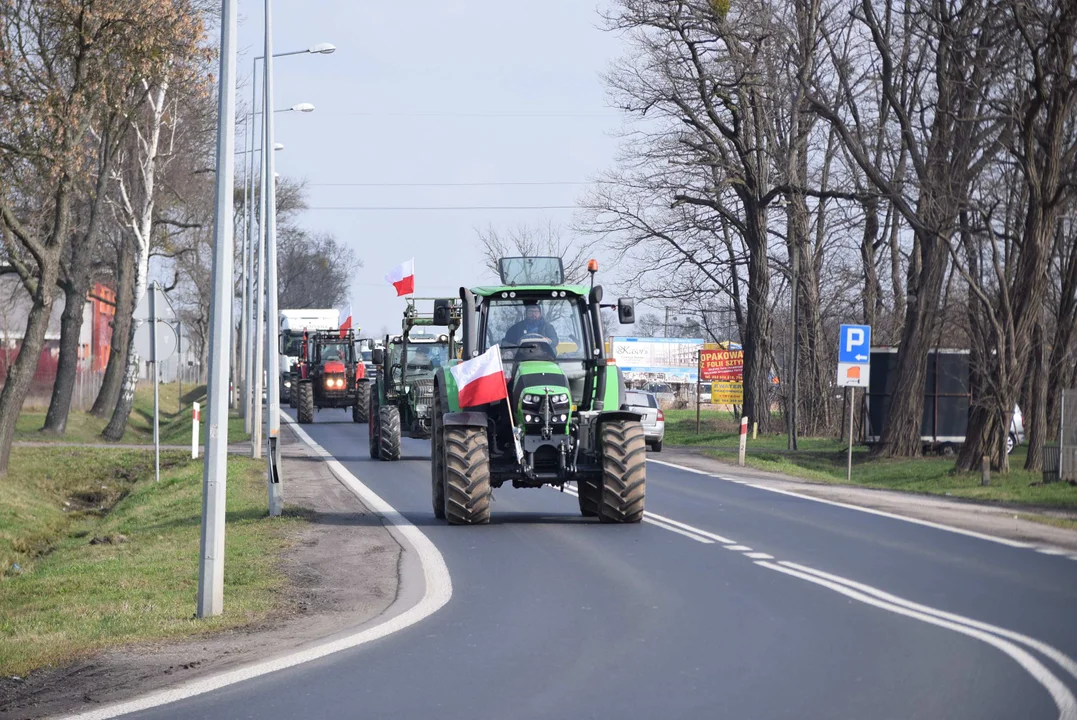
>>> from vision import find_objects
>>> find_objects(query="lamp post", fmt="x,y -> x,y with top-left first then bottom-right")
243,42 -> 331,439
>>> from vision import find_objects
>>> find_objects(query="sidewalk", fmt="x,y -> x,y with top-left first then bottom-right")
659,447 -> 1077,553
13,440 -> 253,454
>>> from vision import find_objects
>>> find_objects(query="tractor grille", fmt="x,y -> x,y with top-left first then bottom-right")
413,378 -> 435,410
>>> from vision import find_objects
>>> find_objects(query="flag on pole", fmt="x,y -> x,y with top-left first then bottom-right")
338,304 -> 352,338
385,259 -> 415,296
450,345 -> 508,407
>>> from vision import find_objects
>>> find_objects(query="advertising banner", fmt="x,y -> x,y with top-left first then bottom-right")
700,348 -> 744,381
610,337 -> 704,384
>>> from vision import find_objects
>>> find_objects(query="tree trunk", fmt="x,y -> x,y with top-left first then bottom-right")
41,282 -> 88,434
91,236 -> 136,417
742,201 -> 773,433
101,247 -> 148,441
1024,318 -> 1048,471
874,226 -> 950,458
0,272 -> 60,474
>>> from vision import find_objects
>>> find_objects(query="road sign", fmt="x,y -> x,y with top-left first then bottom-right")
711,381 -> 743,404
838,324 -> 871,363
134,319 -> 178,361
837,324 -> 871,387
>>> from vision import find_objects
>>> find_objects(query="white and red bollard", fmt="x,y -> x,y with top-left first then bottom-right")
192,402 -> 201,459
738,415 -> 748,467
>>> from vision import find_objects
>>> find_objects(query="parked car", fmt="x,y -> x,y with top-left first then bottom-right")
643,382 -> 676,407
625,390 -> 665,452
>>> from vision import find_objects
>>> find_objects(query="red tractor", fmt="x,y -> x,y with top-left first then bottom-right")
289,328 -> 370,424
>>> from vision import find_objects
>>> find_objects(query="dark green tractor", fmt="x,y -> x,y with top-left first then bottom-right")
430,257 -> 644,525
369,298 -> 460,461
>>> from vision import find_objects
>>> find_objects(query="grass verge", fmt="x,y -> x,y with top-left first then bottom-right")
15,382 -> 248,446
666,409 -> 1077,510
0,446 -> 304,677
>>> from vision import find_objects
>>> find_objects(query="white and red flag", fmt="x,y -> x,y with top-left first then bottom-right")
450,345 -> 508,408
385,259 -> 415,296
338,304 -> 353,338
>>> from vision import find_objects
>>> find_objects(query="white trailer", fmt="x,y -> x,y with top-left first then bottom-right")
279,309 -> 341,399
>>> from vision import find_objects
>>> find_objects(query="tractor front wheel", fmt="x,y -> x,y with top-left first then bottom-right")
368,393 -> 381,459
378,406 -> 402,461
444,425 -> 491,525
431,393 -> 446,520
598,420 -> 646,523
354,381 -> 370,423
297,382 -> 314,425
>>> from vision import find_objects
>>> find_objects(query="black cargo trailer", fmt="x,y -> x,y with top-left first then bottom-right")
865,348 -> 1004,453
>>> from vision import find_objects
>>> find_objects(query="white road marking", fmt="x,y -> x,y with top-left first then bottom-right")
642,510 -> 737,544
759,560 -> 1077,720
743,552 -> 773,560
561,486 -> 714,544
649,457 -> 1035,550
725,545 -> 753,552
56,416 -> 454,720
1037,547 -> 1072,556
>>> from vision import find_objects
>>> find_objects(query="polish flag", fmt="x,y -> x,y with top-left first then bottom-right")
450,345 -> 508,408
338,304 -> 352,338
385,259 -> 415,296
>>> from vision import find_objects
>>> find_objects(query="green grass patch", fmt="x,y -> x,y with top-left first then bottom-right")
15,382 -> 247,445
0,448 -> 303,677
667,409 -> 1077,509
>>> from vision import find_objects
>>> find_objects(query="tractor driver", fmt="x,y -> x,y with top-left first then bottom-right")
503,300 -> 559,349
322,345 -> 344,362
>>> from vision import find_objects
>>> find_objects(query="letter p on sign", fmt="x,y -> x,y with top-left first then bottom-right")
846,328 -> 864,353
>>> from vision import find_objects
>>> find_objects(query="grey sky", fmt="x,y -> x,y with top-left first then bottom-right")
237,1 -> 626,337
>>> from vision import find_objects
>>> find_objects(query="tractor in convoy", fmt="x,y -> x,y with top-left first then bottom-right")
279,309 -> 340,403
430,257 -> 643,525
289,327 -> 370,424
369,298 -> 461,461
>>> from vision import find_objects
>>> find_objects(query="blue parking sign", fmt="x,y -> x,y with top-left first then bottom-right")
838,325 -> 871,364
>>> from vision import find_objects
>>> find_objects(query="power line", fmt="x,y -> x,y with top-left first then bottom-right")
305,205 -> 578,211
308,181 -> 589,187
326,111 -> 617,118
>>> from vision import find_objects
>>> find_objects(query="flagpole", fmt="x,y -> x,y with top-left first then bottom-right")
494,346 -> 524,465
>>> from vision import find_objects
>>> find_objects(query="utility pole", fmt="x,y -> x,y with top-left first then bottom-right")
263,0 -> 284,516
664,306 -> 671,338
197,0 -> 237,619
788,240 -> 799,451
238,114 -> 248,422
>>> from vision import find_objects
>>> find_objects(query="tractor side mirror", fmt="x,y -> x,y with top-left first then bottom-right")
433,298 -> 452,326
371,348 -> 384,366
617,298 -> 635,324
278,335 -> 285,354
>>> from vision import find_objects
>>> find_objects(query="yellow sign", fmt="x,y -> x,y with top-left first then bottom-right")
711,381 -> 743,404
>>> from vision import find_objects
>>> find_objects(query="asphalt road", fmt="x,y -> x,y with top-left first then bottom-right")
122,408 -> 1077,720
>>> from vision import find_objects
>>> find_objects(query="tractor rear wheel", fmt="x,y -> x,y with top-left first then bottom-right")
430,393 -> 446,520
354,382 -> 370,423
576,478 -> 599,517
297,382 -> 314,425
598,420 -> 646,523
368,393 -> 381,459
444,425 -> 491,525
378,406 -> 401,461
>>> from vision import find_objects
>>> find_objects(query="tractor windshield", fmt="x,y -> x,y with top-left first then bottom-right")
282,332 -> 303,357
482,296 -> 589,400
319,342 -> 351,364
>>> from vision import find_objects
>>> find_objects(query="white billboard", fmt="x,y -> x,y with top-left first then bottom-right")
610,337 -> 703,384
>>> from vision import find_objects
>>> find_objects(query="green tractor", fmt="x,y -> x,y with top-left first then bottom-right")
369,298 -> 461,461
430,257 -> 644,525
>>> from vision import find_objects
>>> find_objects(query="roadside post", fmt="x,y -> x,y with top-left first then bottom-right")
133,283 -> 178,483
837,324 -> 871,483
696,349 -> 702,434
192,402 -> 201,459
738,416 -> 748,466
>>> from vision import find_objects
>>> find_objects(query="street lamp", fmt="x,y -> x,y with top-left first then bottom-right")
243,45 -> 329,449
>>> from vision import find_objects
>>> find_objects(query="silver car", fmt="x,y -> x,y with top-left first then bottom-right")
626,390 -> 665,452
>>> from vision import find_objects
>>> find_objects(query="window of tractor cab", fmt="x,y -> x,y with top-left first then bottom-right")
481,296 -> 591,402
406,344 -> 448,370
282,334 -> 303,356
318,342 -> 351,363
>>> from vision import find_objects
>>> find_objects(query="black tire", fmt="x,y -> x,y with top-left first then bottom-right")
288,383 -> 297,409
378,406 -> 401,461
444,425 -> 491,525
431,392 -> 446,520
599,420 -> 646,523
368,393 -> 381,459
577,478 -> 599,517
354,381 -> 370,423
297,382 -> 314,425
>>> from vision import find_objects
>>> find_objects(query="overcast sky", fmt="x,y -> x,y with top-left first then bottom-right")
236,1 -> 628,337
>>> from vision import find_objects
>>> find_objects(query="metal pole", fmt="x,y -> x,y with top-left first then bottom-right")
197,0 -> 237,619
847,387 -> 855,483
151,283 -> 160,483
789,241 -> 799,451
696,349 -> 701,434
238,113 -> 248,421
177,319 -> 183,413
244,60 -> 258,435
251,91 -> 266,459
264,0 -> 284,516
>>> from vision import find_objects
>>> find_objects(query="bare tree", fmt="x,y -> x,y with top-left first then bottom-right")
476,222 -> 592,284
